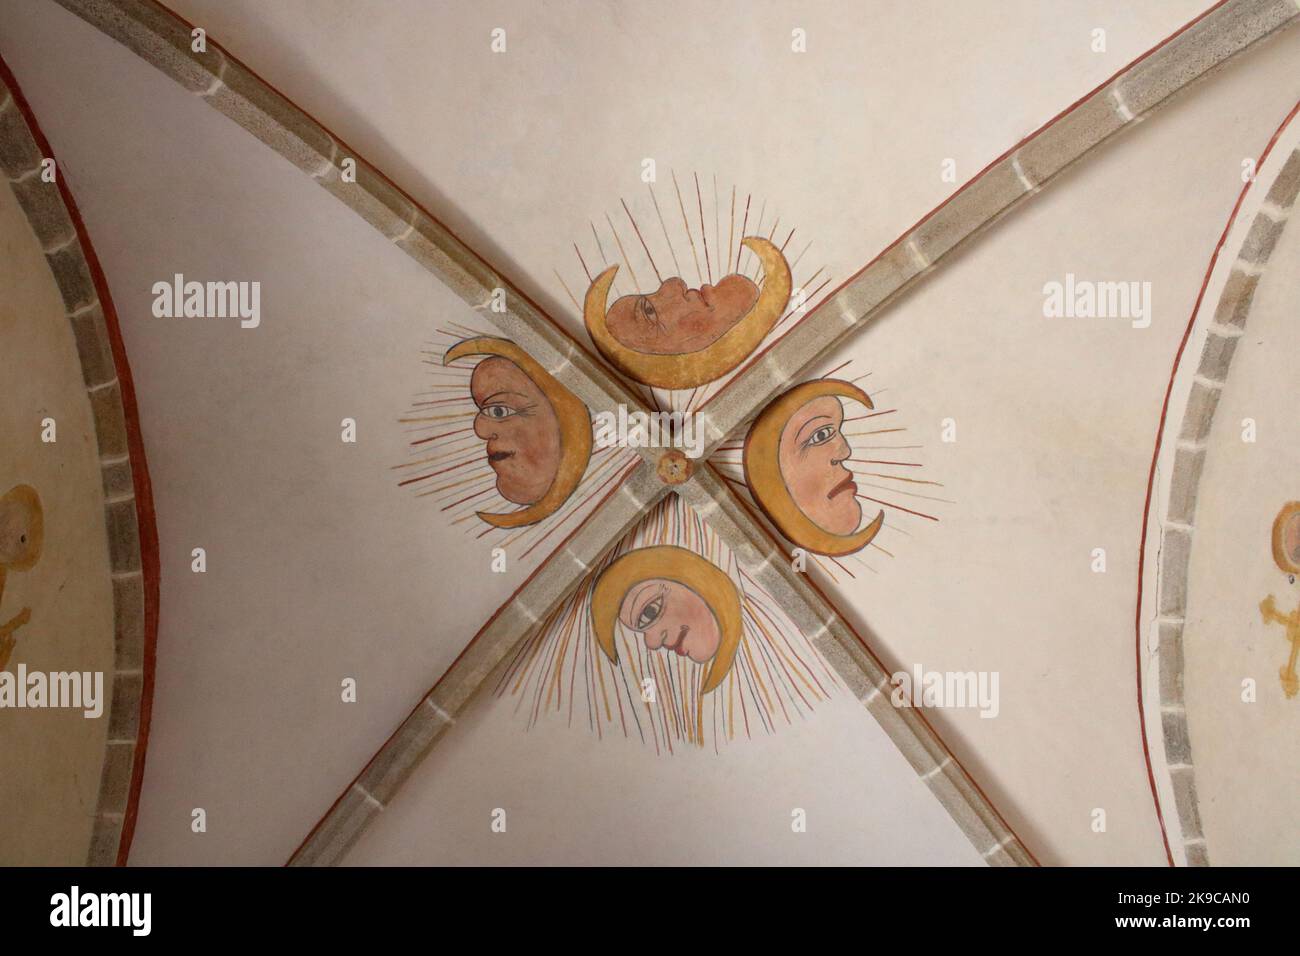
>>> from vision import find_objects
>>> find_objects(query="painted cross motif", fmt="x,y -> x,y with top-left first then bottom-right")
1259,596 -> 1300,698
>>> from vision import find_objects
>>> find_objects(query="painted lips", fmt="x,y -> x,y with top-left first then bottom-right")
665,624 -> 690,656
488,450 -> 514,464
828,475 -> 857,499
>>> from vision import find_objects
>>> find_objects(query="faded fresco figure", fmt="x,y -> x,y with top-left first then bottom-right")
0,485 -> 43,669
1260,501 -> 1300,698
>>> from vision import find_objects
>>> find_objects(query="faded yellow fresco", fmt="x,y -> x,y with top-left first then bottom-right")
584,238 -> 791,390
1261,502 -> 1300,698
0,484 -> 43,669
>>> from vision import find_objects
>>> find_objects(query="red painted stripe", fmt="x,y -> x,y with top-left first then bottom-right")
287,457 -> 643,864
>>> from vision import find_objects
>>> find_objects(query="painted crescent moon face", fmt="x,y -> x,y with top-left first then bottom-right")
444,338 -> 593,529
583,237 -> 792,389
606,275 -> 759,354
743,380 -> 885,557
469,356 -> 562,506
590,545 -> 742,694
618,579 -> 722,664
1272,501 -> 1300,574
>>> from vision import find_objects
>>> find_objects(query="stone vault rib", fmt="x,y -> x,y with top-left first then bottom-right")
692,0 -> 1300,459
680,467 -> 1036,865
51,0 -> 652,437
290,462 -> 667,866
0,55 -> 158,867
1141,106 -> 1300,867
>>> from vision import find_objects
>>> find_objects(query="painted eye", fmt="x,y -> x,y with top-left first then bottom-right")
480,404 -> 515,420
640,297 -> 660,326
635,596 -> 665,630
807,425 -> 837,446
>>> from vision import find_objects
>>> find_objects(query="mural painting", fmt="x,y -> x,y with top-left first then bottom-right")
395,323 -> 634,559
494,496 -> 841,751
1260,501 -> 1300,699
0,485 -> 42,670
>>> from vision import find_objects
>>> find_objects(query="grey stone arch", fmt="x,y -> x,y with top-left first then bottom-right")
0,65 -> 155,866
1153,137 -> 1300,867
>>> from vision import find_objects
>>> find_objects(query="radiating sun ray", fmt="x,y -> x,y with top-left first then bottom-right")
672,169 -> 703,286
622,197 -> 660,285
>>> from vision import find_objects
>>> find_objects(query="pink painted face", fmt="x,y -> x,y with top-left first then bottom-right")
605,274 -> 759,354
778,395 -> 861,535
470,356 -> 562,505
618,579 -> 722,664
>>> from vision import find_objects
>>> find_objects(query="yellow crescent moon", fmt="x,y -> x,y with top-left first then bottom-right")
1271,501 -> 1300,574
591,545 -> 742,695
742,380 -> 885,557
583,236 -> 792,389
444,337 -> 593,529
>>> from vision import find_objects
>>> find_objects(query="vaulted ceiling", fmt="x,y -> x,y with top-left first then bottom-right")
2,0 -> 1298,866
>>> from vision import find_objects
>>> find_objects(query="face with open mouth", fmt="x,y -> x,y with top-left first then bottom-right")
777,394 -> 861,536
604,274 -> 759,355
470,356 -> 562,505
617,578 -> 722,664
